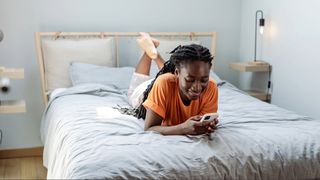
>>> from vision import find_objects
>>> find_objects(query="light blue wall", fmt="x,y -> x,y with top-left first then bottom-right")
0,0 -> 241,149
239,0 -> 320,119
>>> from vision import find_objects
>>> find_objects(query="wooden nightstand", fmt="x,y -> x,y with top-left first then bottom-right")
229,61 -> 271,102
0,67 -> 26,113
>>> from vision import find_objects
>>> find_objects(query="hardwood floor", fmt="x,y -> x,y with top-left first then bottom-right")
0,156 -> 47,179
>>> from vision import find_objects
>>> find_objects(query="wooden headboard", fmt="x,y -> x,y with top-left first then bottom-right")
35,32 -> 217,106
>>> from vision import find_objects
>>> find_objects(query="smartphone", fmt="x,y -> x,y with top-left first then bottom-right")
200,113 -> 219,122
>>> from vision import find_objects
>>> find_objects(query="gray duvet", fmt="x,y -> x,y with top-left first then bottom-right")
41,83 -> 320,179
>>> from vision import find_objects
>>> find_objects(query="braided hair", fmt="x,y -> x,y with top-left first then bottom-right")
136,44 -> 214,119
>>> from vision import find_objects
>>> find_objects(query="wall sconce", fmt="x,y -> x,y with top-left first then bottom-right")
251,10 -> 267,65
0,30 -> 3,42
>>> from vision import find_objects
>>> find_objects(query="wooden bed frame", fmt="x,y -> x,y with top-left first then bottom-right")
35,32 -> 217,106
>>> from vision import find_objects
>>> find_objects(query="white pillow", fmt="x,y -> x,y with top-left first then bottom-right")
49,88 -> 67,101
42,38 -> 116,92
149,39 -> 201,77
69,62 -> 135,89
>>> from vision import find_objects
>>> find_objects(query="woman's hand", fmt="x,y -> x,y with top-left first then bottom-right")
180,115 -> 216,135
206,118 -> 219,134
145,108 -> 219,136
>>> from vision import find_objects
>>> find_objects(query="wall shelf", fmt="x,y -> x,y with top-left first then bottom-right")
0,67 -> 24,79
229,61 -> 271,102
244,90 -> 270,101
0,100 -> 26,113
229,62 -> 270,72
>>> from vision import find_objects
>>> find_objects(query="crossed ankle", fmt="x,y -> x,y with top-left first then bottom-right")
137,33 -> 158,59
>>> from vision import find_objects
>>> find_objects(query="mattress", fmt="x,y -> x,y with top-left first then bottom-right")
40,82 -> 320,179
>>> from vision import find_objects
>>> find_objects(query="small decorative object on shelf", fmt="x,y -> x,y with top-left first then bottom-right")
0,76 -> 10,93
0,67 -> 26,113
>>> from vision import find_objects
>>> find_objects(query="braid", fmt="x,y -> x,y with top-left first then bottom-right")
136,60 -> 176,119
135,43 -> 214,119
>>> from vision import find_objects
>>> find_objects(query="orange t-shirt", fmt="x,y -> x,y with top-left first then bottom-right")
143,73 -> 218,126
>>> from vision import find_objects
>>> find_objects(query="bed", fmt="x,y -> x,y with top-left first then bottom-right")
35,32 -> 320,179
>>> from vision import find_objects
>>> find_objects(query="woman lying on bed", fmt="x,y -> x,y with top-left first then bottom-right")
127,33 -> 218,136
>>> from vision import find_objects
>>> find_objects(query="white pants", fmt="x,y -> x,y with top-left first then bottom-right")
127,72 -> 153,108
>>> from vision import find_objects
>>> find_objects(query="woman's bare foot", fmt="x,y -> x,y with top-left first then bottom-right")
137,32 -> 159,59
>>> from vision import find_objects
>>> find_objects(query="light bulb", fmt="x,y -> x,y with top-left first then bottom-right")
260,26 -> 264,34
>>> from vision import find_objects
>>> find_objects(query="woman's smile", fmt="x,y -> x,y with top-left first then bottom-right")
188,89 -> 201,99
